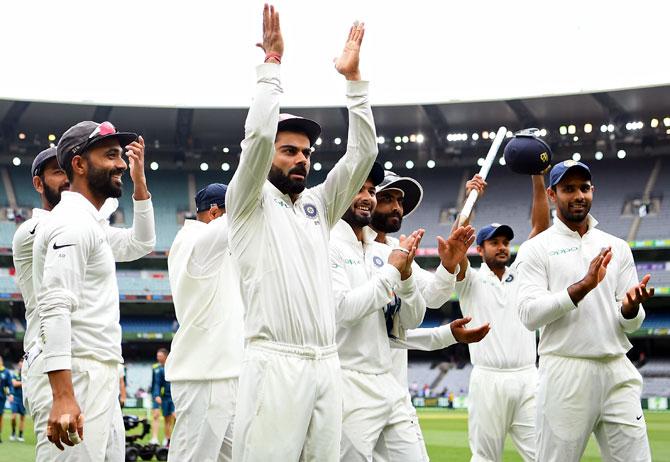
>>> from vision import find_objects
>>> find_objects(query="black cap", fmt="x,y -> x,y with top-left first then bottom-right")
375,170 -> 424,217
277,114 -> 322,147
31,147 -> 58,177
503,128 -> 552,175
57,121 -> 138,170
195,183 -> 228,212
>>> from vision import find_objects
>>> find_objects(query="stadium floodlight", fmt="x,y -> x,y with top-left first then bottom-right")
573,136 -> 579,142
607,124 -> 615,132
310,147 -> 315,153
334,137 -> 342,145
559,126 -> 568,135
221,162 -> 230,171
572,152 -> 581,161
617,149 -> 626,159
384,161 -> 393,169
650,118 -> 659,128
12,157 -> 20,166
313,162 -> 322,171
49,143 -> 55,148
482,131 -> 489,140
600,124 -> 608,133
426,160 -> 436,168
316,137 -> 323,146
472,133 -> 480,141
477,157 -> 485,166
595,151 -> 604,160
150,161 -> 159,171
416,134 -> 425,143
489,130 -> 497,139
410,134 -> 417,143
222,147 -> 230,153
18,132 -> 26,140
506,131 -> 513,138
402,136 -> 409,143
48,134 -> 56,142
396,145 -> 402,151
498,156 -> 506,166
405,160 -> 414,169
377,136 -> 385,144
567,125 -> 576,135
200,162 -> 209,171
584,123 -> 592,133
394,136 -> 401,143
664,117 -> 670,127
539,128 -> 547,137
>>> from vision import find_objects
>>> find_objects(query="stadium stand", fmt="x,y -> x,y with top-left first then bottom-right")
636,160 -> 670,240
435,363 -> 473,396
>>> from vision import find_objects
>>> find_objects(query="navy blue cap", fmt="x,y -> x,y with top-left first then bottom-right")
503,129 -> 552,175
195,183 -> 228,213
368,162 -> 385,186
549,160 -> 592,187
31,146 -> 58,177
476,223 -> 514,246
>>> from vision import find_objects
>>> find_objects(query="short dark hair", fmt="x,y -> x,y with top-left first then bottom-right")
157,347 -> 169,355
62,151 -> 89,182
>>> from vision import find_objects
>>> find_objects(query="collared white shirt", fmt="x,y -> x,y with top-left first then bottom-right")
12,208 -> 50,354
33,191 -> 155,372
516,214 -> 644,358
226,64 -> 378,347
456,262 -> 536,369
330,220 -> 426,374
165,216 -> 244,381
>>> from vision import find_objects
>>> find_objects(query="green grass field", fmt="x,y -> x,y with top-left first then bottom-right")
1,408 -> 669,461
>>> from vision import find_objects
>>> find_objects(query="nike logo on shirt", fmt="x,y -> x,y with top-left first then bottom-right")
636,415 -> 643,420
29,225 -> 38,235
53,242 -> 76,250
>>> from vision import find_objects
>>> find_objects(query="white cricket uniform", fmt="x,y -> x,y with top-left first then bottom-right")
166,216 -> 244,462
330,221 -> 426,461
32,191 -> 154,461
516,215 -> 649,462
455,261 -> 537,462
373,235 -> 458,462
227,64 -> 378,462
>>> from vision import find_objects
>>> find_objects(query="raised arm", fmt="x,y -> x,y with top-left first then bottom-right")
316,23 -> 379,227
107,136 -> 156,261
528,174 -> 551,239
456,175 -> 486,281
226,4 -> 283,223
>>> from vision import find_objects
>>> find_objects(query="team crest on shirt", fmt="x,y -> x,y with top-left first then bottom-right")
303,203 -> 318,219
505,274 -> 514,283
373,256 -> 384,267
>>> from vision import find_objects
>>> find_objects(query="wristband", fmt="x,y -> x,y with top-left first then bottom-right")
265,53 -> 282,64
392,246 -> 410,255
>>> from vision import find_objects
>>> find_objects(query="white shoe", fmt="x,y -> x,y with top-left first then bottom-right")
150,438 -> 159,445
9,435 -> 16,441
18,436 -> 25,442
162,438 -> 168,446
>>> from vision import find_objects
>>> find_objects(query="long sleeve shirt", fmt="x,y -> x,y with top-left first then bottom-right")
455,263 -> 536,369
165,216 -> 244,382
226,64 -> 378,347
33,191 -> 155,372
331,220 -> 426,374
516,214 -> 644,358
0,367 -> 13,399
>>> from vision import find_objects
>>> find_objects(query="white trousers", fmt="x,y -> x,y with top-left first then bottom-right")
29,356 -> 124,462
232,341 -> 342,462
169,378 -> 238,462
468,365 -> 537,462
536,354 -> 651,462
341,369 -> 424,462
373,392 -> 429,462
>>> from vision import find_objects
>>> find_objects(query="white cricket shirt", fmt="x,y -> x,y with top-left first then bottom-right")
165,216 -> 244,381
33,192 -> 155,372
226,64 -> 378,347
516,215 -> 645,358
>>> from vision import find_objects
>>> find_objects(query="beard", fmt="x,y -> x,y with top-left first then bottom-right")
88,164 -> 124,199
342,207 -> 371,228
268,164 -> 307,196
484,252 -> 510,271
371,210 -> 403,233
43,182 -> 68,209
558,200 -> 591,223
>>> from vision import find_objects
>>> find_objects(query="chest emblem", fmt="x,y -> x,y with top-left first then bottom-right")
303,203 -> 318,219
505,274 -> 514,283
373,256 -> 384,268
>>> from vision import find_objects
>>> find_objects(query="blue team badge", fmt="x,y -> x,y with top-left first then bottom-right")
303,203 -> 318,219
373,256 -> 384,267
505,274 -> 514,283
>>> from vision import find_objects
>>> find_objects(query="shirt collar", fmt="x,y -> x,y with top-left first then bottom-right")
478,261 -> 510,280
553,213 -> 599,237
332,220 -> 377,246
266,180 -> 301,203
31,208 -> 50,218
59,191 -> 108,222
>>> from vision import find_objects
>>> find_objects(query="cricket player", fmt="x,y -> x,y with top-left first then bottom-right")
149,352 -> 164,445
0,355 -> 14,443
166,182 -> 243,462
330,163 -> 428,460
227,5 -> 378,460
370,170 -> 489,461
32,120 -> 155,460
10,358 -> 26,442
517,160 -> 654,462
152,349 -> 175,447
454,173 -> 550,462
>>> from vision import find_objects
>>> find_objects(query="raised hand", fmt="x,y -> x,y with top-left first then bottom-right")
388,229 -> 425,280
256,4 -> 283,61
125,136 -> 149,200
437,225 -> 475,273
334,21 -> 364,81
622,274 -> 655,318
568,247 -> 612,304
450,316 -> 491,343
465,174 -> 487,197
